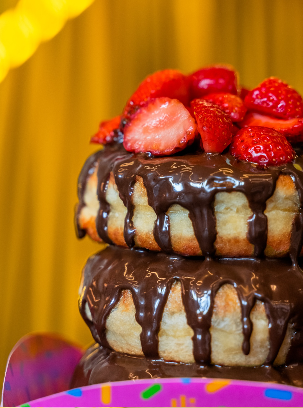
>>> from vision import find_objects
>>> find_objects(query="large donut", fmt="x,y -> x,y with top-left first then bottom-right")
78,168 -> 299,257
78,246 -> 303,367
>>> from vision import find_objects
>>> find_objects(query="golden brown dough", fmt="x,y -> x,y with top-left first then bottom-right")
78,168 -> 300,257
82,282 -> 291,366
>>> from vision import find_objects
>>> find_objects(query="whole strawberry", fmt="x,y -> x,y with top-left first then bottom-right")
189,64 -> 238,99
244,77 -> 303,119
230,126 -> 295,166
191,99 -> 233,153
123,69 -> 190,119
203,93 -> 247,122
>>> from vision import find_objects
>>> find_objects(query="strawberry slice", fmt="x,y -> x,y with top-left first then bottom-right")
191,99 -> 233,153
123,69 -> 190,119
203,93 -> 247,122
123,97 -> 197,156
239,111 -> 303,140
244,77 -> 303,119
91,115 -> 122,144
188,64 -> 238,100
230,126 -> 295,166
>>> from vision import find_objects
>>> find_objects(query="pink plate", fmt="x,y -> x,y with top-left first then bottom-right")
12,378 -> 303,407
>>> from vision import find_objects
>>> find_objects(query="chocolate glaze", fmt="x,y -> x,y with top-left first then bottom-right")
76,144 -> 303,383
77,144 -> 303,261
70,343 -> 303,388
75,150 -> 104,238
79,245 -> 303,365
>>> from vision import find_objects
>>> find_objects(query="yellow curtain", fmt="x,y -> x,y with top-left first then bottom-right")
2,0 -> 303,383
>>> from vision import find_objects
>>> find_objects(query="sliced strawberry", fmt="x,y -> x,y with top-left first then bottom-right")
191,99 -> 233,153
123,69 -> 190,119
90,115 -> 122,144
188,64 -> 238,100
239,112 -> 303,140
244,77 -> 303,119
123,97 -> 197,156
203,93 -> 247,122
230,126 -> 295,166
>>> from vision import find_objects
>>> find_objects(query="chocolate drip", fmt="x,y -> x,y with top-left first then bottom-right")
96,145 -> 129,244
154,213 -> 172,252
134,272 -> 172,358
71,343 -> 303,389
289,171 -> 303,265
237,291 -> 255,355
245,172 -> 278,257
290,213 -> 303,265
247,211 -> 268,257
180,261 -> 216,363
75,150 -> 104,238
79,144 -> 303,260
96,174 -> 113,244
264,302 -> 291,364
114,162 -> 137,247
79,246 -> 303,365
189,207 -> 216,257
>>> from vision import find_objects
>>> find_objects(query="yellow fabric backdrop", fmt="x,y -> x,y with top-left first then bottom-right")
1,0 -> 303,384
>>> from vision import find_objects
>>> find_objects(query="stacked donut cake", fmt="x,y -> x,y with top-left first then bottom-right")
71,66 -> 303,387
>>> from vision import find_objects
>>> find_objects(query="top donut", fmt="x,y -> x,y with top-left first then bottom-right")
76,64 -> 303,261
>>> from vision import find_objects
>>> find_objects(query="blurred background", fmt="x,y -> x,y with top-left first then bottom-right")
1,0 -> 303,386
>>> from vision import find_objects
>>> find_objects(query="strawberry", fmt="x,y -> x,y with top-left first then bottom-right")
91,115 -> 122,144
238,86 -> 250,100
230,126 -> 295,166
186,105 -> 194,117
244,77 -> 303,119
123,97 -> 197,156
123,69 -> 190,119
239,112 -> 303,140
232,123 -> 240,136
188,64 -> 238,100
191,99 -> 233,153
203,93 -> 247,122
284,134 -> 303,144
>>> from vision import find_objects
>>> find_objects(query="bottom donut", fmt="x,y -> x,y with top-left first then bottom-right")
78,246 -> 303,366
71,344 -> 303,388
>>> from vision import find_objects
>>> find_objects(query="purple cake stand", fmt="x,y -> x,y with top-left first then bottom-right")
1,333 -> 83,407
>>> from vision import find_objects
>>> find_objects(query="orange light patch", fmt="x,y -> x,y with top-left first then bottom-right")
206,379 -> 231,393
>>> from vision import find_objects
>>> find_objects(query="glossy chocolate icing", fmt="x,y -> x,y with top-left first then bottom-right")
77,143 -> 303,261
71,343 -> 303,388
75,150 -> 104,238
79,245 -> 303,365
76,143 -> 303,384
